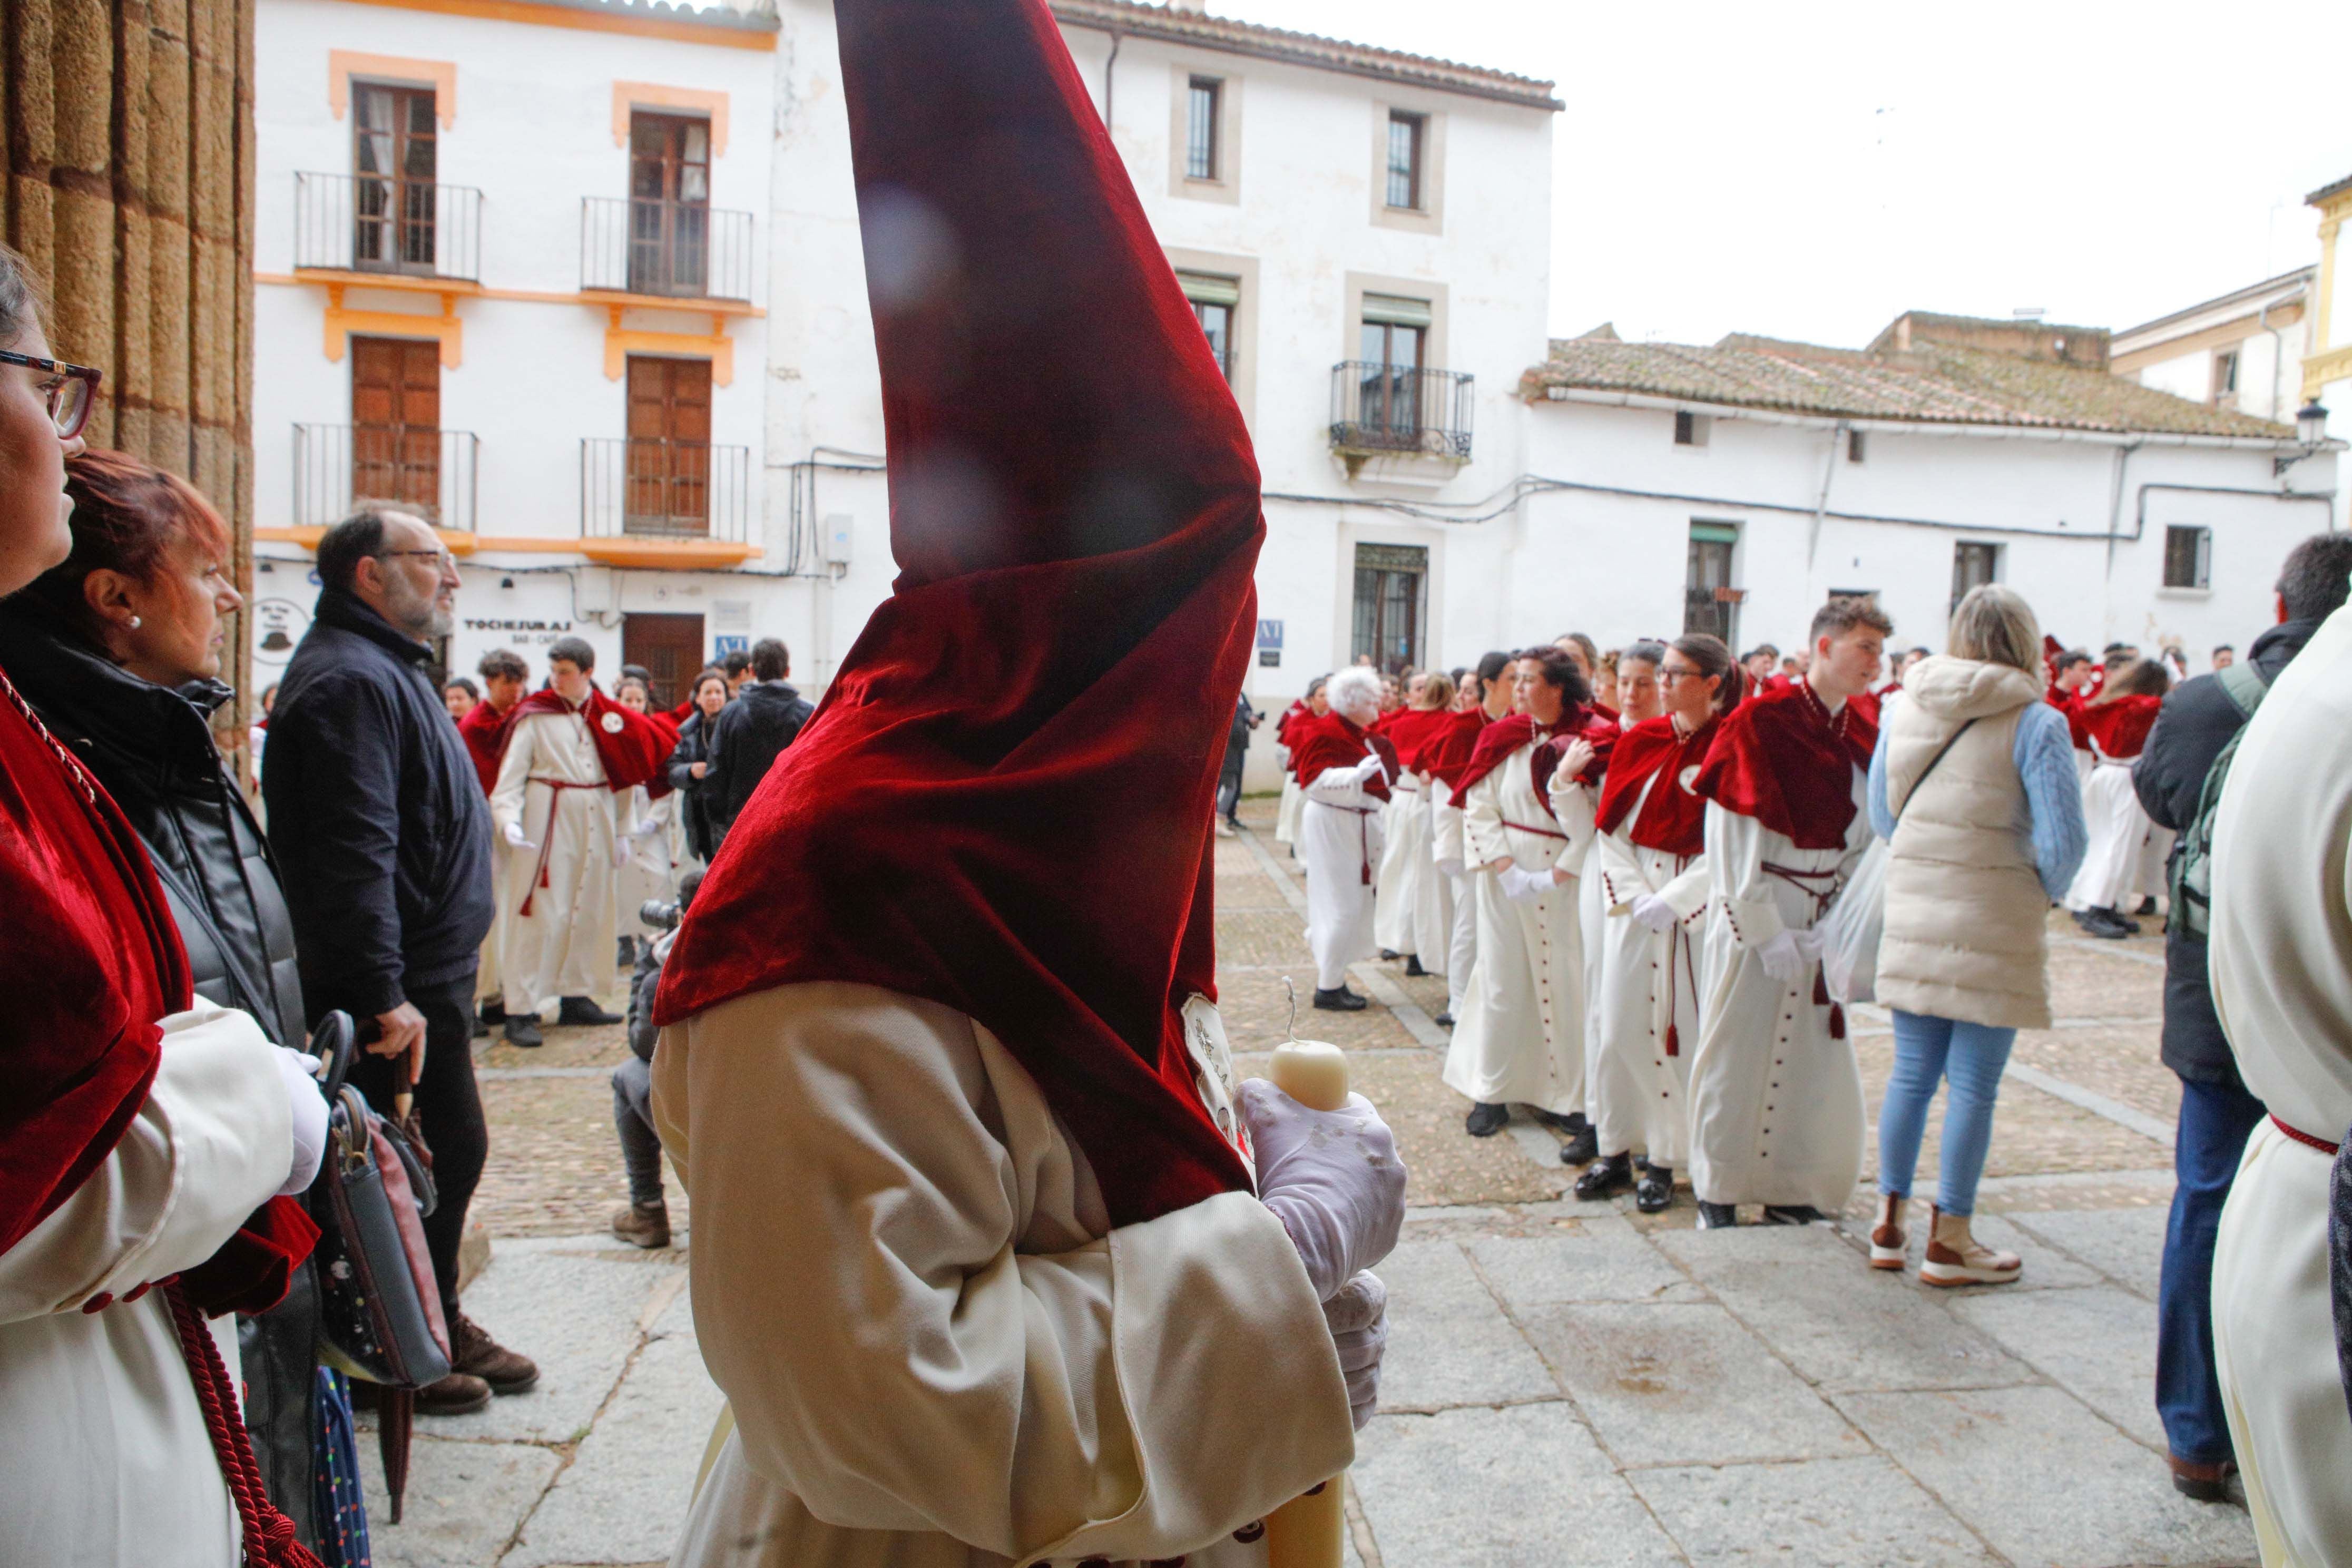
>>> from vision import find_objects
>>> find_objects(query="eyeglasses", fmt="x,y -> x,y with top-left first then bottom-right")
379,547 -> 458,573
0,348 -> 102,440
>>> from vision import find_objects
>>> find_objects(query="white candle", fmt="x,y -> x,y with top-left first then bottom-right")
1265,1037 -> 1348,1568
1270,1038 -> 1349,1111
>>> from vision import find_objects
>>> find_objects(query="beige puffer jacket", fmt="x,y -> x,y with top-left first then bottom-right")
1877,656 -> 2052,1030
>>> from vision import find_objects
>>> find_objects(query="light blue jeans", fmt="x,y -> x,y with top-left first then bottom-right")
1876,1010 -> 2018,1217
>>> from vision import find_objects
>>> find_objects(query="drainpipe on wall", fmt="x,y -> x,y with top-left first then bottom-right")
1807,421 -> 1845,570
2102,439 -> 2142,639
1102,30 -> 1121,134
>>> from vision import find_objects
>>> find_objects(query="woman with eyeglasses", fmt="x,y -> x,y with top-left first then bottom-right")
0,247 -> 328,1562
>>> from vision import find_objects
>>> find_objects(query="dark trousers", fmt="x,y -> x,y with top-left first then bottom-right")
1216,746 -> 1246,823
349,968 -> 487,1324
2156,1073 -> 2266,1463
612,1055 -> 664,1206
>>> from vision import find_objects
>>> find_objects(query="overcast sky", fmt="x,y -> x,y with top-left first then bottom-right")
1219,0 -> 2352,350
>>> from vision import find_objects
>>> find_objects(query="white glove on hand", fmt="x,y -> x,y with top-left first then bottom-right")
1323,1270 -> 1389,1430
1629,893 -> 1679,933
503,821 -> 533,850
1237,1079 -> 1407,1304
273,1047 -> 329,1197
1757,928 -> 1805,982
633,817 -> 663,839
1790,926 -> 1827,964
1352,753 -> 1388,787
1500,866 -> 1554,904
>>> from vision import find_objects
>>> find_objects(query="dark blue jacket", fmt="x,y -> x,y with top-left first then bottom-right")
262,589 -> 493,1019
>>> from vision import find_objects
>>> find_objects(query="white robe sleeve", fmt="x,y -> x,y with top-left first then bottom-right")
1304,765 -> 1373,807
0,1004 -> 291,1322
489,716 -> 538,839
1657,856 -> 1711,920
652,982 -> 1354,1562
1705,802 -> 1785,948
1462,773 -> 1508,869
1546,785 -> 1598,874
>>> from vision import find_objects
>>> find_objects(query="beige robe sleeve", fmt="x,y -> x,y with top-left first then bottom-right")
1706,802 -> 1786,948
652,981 -> 1354,1564
1657,856 -> 1711,920
1462,771 -> 1508,869
488,714 -> 540,840
1546,785 -> 1598,874
0,1003 -> 290,1321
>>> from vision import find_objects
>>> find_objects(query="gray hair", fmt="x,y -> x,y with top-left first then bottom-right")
1947,584 -> 2041,674
1327,666 -> 1382,713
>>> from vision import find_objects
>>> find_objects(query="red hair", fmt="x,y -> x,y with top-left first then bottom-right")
17,449 -> 231,642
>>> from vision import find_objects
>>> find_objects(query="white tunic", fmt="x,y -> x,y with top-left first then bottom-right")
2065,752 -> 2155,912
1371,772 -> 1430,957
1441,739 -> 1594,1113
0,1004 -> 292,1566
1300,756 -> 1387,991
651,982 -> 1355,1567
1688,775 -> 1871,1211
1430,783 -> 1476,1017
491,704 -> 621,1013
616,783 -> 680,938
1585,777 -> 1712,1169
2209,601 -> 2352,1568
1273,750 -> 1304,846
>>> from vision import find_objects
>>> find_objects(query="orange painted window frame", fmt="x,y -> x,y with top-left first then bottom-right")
329,51 -> 458,126
613,83 -> 730,158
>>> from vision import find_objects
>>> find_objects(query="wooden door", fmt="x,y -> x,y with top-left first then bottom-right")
624,356 -> 712,534
623,613 -> 705,711
351,336 -> 440,517
354,83 -> 437,272
628,113 -> 711,295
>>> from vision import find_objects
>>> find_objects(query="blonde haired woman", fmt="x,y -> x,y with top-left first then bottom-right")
1865,585 -> 2085,1283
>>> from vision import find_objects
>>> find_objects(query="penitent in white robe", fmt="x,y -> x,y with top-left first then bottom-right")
2208,601 -> 2352,1568
1442,741 -> 1594,1114
1584,779 -> 1711,1170
492,705 -> 621,1015
0,1004 -> 291,1566
1430,783 -> 1476,1018
1300,759 -> 1387,991
1372,771 -> 1430,958
2065,751 -> 2154,912
650,983 -> 1355,1567
1687,776 -> 1871,1212
1273,747 -> 1304,846
616,783 -> 679,940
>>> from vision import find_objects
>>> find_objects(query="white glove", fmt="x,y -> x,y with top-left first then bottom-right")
1500,866 -> 1555,904
273,1047 -> 329,1196
1791,926 -> 1827,963
1757,928 -> 1805,982
1352,753 -> 1388,786
1434,856 -> 1465,880
503,821 -> 533,850
1629,892 -> 1679,933
1323,1270 -> 1389,1431
1237,1078 -> 1406,1304
633,817 -> 663,839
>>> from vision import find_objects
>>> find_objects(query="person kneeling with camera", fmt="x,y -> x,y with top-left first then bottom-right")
612,869 -> 700,1249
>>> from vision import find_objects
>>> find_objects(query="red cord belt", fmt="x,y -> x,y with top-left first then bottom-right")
2272,1116 -> 2342,1156
516,777 -> 605,917
1503,819 -> 1567,841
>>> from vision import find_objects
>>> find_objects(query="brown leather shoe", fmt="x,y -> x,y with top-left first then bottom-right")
611,1199 -> 672,1250
1919,1206 -> 2021,1287
413,1370 -> 493,1416
2168,1453 -> 2236,1503
450,1312 -> 540,1395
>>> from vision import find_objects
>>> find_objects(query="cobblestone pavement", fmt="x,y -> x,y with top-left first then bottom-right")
360,799 -> 2250,1567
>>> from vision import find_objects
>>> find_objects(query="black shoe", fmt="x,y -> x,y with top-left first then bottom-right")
2136,896 -> 2159,917
1697,1201 -> 1740,1230
472,1011 -> 491,1040
557,995 -> 623,1027
503,1014 -> 544,1048
479,1001 -> 506,1026
1312,985 -> 1369,1012
1635,1166 -> 1675,1213
1464,1101 -> 1509,1138
1378,949 -> 1400,962
1434,1011 -> 1455,1028
2080,907 -> 2133,940
2168,1453 -> 2236,1503
1556,1121 -> 1600,1167
1762,1204 -> 1828,1226
1574,1151 -> 1634,1199
1404,955 -> 1428,977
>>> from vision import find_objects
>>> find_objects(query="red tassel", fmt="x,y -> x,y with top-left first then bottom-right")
1812,967 -> 1830,1007
1829,1003 -> 1846,1041
164,1285 -> 325,1567
1664,1023 -> 1679,1059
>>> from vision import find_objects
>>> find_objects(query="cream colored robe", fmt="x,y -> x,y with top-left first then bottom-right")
492,703 -> 620,1014
651,982 -> 1354,1567
0,1003 -> 292,1566
1301,757 -> 1387,992
1430,783 -> 1476,1018
617,783 -> 680,939
1371,772 -> 1429,958
1585,776 -> 1711,1170
1688,766 -> 1871,1211
2209,601 -> 2352,1568
2065,751 -> 2153,913
1441,737 -> 1594,1114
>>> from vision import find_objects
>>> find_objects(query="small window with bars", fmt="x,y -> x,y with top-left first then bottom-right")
1385,111 -> 1424,209
1178,271 -> 1238,381
2211,349 -> 2239,404
1185,77 -> 1222,182
2164,525 -> 2212,590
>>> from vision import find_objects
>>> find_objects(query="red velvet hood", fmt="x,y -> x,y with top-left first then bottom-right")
1380,707 -> 1455,773
2080,692 -> 2161,759
507,687 -> 675,799
1596,713 -> 1721,858
1290,712 -> 1398,802
653,0 -> 1261,1227
1419,708 -> 1489,793
1691,681 -> 1877,851
456,697 -> 516,797
1456,709 -> 1612,811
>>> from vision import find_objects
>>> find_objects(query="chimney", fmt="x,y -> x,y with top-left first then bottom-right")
1166,0 -> 1208,12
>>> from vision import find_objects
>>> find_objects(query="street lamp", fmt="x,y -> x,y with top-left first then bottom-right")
2277,400 -> 2330,475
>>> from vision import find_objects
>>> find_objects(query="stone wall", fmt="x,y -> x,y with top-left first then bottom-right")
1,0 -> 256,739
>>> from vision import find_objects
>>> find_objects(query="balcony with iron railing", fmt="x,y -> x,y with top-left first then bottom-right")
293,423 -> 478,534
293,172 -> 483,283
581,198 -> 754,303
581,437 -> 751,566
1330,361 -> 1475,463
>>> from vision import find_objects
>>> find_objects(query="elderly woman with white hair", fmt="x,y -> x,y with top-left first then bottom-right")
1865,584 -> 2085,1284
1290,665 -> 1396,1011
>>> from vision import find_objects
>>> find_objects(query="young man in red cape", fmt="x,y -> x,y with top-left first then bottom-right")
644,2 -> 1404,1562
1686,595 -> 1889,1229
486,635 -> 671,1046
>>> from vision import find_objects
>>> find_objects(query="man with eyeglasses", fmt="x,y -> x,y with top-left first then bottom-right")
264,505 -> 538,1416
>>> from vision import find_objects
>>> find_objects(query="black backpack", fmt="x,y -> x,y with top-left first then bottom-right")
2169,661 -> 2270,940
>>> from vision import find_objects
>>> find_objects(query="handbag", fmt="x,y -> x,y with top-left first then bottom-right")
1821,718 -> 1977,1005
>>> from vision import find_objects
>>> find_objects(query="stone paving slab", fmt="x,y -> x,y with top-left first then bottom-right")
1630,1455 -> 2002,1567
1467,1214 -> 1706,1310
1376,1238 -> 1561,1410
2007,1204 -> 2171,1300
1835,1385 -> 2253,1566
1949,1285 -> 2168,1452
361,1438 -> 563,1568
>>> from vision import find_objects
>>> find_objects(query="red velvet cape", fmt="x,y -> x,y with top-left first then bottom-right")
504,687 -> 675,798
1419,708 -> 1489,794
456,697 -> 516,797
654,0 -> 1261,1227
1273,699 -> 1308,750
1596,714 -> 1721,858
1379,707 -> 1455,773
1691,682 -> 1877,851
2079,693 -> 2162,759
1457,710 -> 1613,812
1289,712 -> 1398,802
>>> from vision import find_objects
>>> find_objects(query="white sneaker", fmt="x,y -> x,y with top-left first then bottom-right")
1919,1206 -> 2020,1287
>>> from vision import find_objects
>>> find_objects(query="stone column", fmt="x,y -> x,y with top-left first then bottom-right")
2,0 -> 257,753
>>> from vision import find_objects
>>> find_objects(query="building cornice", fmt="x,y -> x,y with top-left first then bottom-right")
332,0 -> 779,50
2112,267 -> 2313,350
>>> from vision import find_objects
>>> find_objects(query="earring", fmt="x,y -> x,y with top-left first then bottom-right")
126,615 -> 142,630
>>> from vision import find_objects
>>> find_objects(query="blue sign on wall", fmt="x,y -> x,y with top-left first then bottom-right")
1256,619 -> 1283,650
713,635 -> 750,659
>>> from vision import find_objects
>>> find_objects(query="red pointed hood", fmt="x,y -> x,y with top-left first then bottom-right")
654,0 -> 1261,1227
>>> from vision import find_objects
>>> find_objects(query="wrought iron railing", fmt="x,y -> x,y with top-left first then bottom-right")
1329,361 -> 1474,459
293,423 -> 477,532
580,198 -> 754,302
581,438 -> 749,541
293,172 -> 482,282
